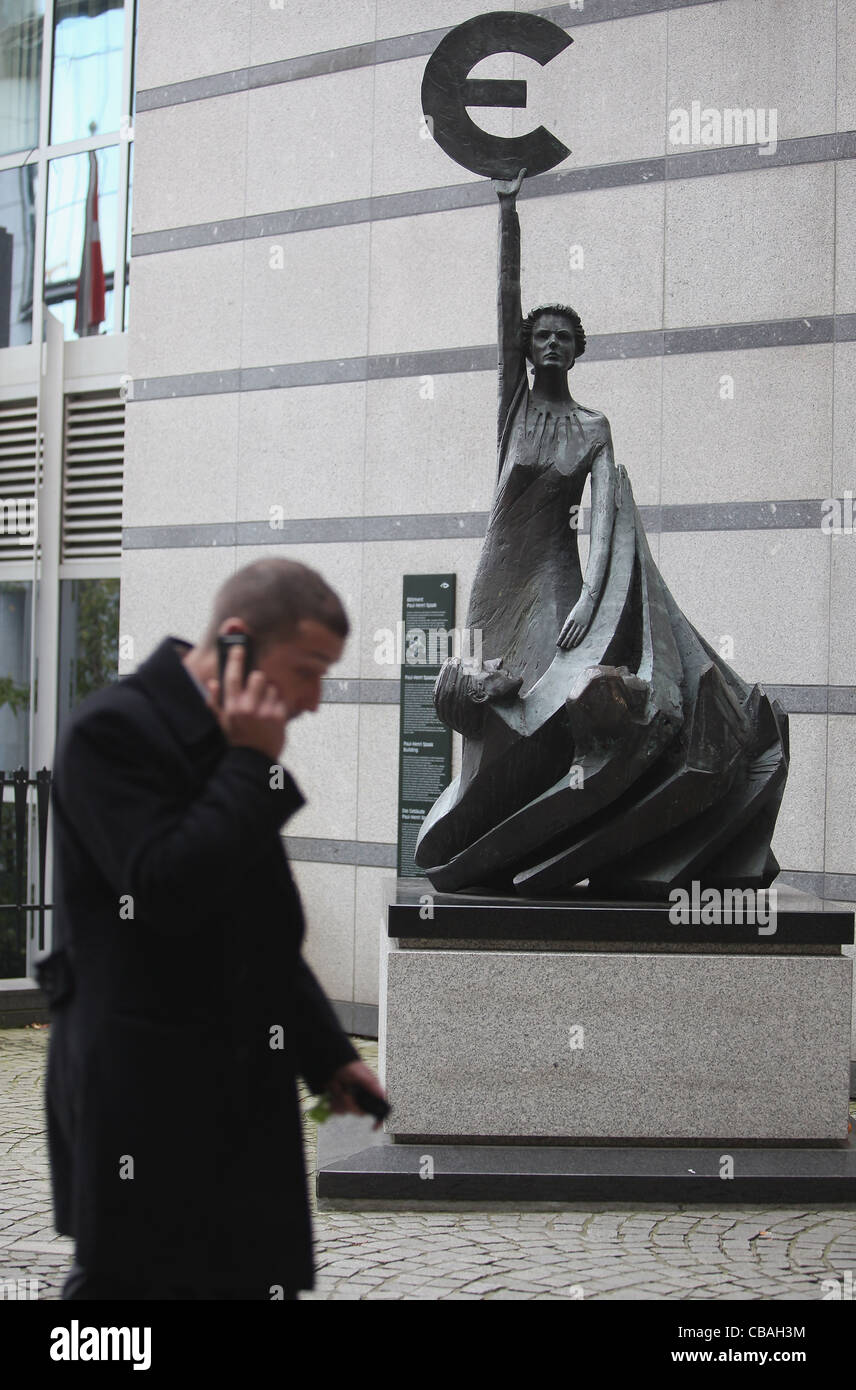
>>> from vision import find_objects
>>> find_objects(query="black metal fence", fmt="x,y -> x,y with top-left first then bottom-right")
0,768 -> 52,977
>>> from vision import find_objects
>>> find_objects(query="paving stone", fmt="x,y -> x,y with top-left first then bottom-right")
457,1277 -> 508,1293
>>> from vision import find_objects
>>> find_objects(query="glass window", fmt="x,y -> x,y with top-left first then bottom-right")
57,577 -> 119,736
0,580 -> 32,771
50,0 -> 125,145
0,163 -> 37,346
0,0 -> 44,157
45,143 -> 117,339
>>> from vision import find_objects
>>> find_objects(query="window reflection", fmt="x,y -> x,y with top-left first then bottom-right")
0,0 -> 44,157
0,164 -> 36,346
57,577 -> 119,737
45,145 -> 117,339
0,580 -> 32,770
51,0 -> 125,145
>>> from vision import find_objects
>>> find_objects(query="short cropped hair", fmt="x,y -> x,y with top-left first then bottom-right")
521,304 -> 586,364
200,558 -> 349,654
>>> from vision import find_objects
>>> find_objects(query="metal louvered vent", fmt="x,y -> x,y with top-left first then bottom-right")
0,398 -> 39,562
62,391 -> 124,559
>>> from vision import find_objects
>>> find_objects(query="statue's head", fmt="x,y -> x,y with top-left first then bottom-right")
522,304 -> 586,371
433,657 -> 522,736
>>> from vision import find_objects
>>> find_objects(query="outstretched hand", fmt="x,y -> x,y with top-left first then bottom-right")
493,166 -> 526,201
557,591 -> 595,649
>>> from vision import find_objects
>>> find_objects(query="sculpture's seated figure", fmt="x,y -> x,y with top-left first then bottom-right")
414,170 -> 789,899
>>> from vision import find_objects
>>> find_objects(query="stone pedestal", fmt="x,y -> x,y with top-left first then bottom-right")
316,883 -> 856,1203
380,883 -> 853,1144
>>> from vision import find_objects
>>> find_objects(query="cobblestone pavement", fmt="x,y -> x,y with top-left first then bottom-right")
2,1026 -> 855,1301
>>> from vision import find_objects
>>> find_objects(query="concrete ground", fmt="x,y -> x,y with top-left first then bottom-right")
2,1027 -> 854,1301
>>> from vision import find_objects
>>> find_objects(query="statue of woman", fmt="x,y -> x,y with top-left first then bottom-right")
416,170 -> 789,900
467,166 -> 617,689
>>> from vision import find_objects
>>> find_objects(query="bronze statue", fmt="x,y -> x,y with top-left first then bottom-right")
470,167 -> 617,681
415,170 -> 789,899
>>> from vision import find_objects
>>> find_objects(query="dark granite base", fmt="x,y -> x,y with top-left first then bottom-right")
388,881 -> 855,946
316,1115 -> 856,1203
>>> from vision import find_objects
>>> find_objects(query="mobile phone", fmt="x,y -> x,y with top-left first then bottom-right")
217,632 -> 255,692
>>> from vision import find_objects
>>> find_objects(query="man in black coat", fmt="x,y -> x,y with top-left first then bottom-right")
39,557 -> 386,1299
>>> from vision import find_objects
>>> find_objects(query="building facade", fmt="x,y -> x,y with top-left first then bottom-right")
2,0 -> 854,1058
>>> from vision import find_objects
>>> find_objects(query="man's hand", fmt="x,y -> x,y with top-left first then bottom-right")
205,643 -> 288,761
326,1059 -> 388,1131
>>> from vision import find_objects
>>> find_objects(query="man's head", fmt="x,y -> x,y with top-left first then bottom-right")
198,558 -> 349,719
522,304 -> 586,371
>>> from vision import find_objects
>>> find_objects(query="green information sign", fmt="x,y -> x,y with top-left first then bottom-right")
397,574 -> 456,878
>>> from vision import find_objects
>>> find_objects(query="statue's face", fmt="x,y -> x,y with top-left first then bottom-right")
530,313 -> 576,370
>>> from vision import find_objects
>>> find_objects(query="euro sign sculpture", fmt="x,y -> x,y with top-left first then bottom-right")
421,10 -> 573,178
414,13 -> 789,898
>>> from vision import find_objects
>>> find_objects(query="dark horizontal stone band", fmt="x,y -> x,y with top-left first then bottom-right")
128,313 -> 856,404
135,0 -> 722,114
131,131 -> 856,260
284,834 -> 396,868
318,679 -> 856,716
120,494 -> 856,549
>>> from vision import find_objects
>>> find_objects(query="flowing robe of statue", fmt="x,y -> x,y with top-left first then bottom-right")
414,183 -> 789,899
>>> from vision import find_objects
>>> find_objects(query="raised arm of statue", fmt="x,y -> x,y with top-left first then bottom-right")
493,167 -> 526,455
556,431 -> 617,650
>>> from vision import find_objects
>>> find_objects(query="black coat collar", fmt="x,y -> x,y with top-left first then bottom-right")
131,636 -> 227,751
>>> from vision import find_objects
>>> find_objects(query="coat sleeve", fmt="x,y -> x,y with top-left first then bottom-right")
54,705 -> 306,936
291,955 -> 361,1094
